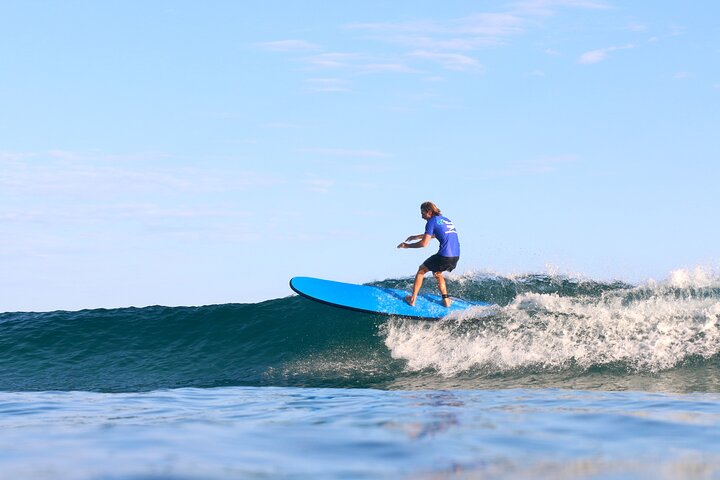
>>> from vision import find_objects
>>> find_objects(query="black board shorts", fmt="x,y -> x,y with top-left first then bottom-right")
423,254 -> 459,273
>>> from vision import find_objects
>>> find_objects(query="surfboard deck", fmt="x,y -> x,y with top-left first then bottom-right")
290,276 -> 492,320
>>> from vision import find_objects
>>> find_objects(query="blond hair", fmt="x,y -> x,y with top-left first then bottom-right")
420,201 -> 441,216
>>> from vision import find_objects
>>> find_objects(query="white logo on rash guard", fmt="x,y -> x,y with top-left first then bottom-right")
435,218 -> 457,235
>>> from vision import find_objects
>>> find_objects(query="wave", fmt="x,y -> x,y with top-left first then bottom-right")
1,269 -> 719,392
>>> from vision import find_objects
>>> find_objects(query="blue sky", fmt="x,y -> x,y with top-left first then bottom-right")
1,1 -> 718,311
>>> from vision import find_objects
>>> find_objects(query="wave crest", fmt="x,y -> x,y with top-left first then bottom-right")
383,271 -> 720,375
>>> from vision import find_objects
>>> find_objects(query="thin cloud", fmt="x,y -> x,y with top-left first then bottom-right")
344,1 -> 612,77
260,122 -> 304,128
670,25 -> 686,36
349,19 -> 440,34
456,13 -> 528,36
306,78 -> 351,93
0,151 -> 37,161
409,51 -> 483,71
1,204 -> 251,225
510,0 -> 610,16
303,52 -> 359,69
0,151 -> 286,197
578,49 -> 608,64
348,13 -> 525,51
345,1 -> 608,58
359,63 -> 418,74
352,12 -> 525,38
262,1 -> 613,82
578,44 -> 634,64
0,151 -> 289,244
302,148 -> 392,158
302,52 -> 417,76
384,35 -> 504,51
255,39 -> 320,52
303,178 -> 335,193
4,149 -> 174,163
497,154 -> 580,176
524,154 -> 579,173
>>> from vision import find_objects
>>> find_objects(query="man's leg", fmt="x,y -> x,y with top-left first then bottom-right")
405,265 -> 429,306
433,271 -> 451,307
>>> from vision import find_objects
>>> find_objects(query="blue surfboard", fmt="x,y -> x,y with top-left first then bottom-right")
290,276 -> 492,320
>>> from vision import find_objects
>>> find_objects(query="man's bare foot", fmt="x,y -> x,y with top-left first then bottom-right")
404,295 -> 416,306
442,298 -> 451,308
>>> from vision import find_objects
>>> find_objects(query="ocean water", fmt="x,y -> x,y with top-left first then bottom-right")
1,269 -> 719,478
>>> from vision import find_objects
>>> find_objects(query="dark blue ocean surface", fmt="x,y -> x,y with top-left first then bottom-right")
1,272 -> 719,478
1,387 -> 719,479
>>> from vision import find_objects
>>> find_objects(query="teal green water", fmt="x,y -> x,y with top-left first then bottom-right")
1,274 -> 718,393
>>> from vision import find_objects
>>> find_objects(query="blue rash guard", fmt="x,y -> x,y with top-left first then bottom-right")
425,215 -> 460,257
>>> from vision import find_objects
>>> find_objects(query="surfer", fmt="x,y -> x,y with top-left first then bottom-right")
397,201 -> 460,308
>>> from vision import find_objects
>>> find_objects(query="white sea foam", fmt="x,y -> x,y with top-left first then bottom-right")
383,269 -> 720,375
667,266 -> 719,289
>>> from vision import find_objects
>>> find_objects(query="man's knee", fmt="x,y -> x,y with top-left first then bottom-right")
433,271 -> 444,279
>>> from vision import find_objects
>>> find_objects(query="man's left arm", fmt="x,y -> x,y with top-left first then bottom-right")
398,234 -> 432,249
